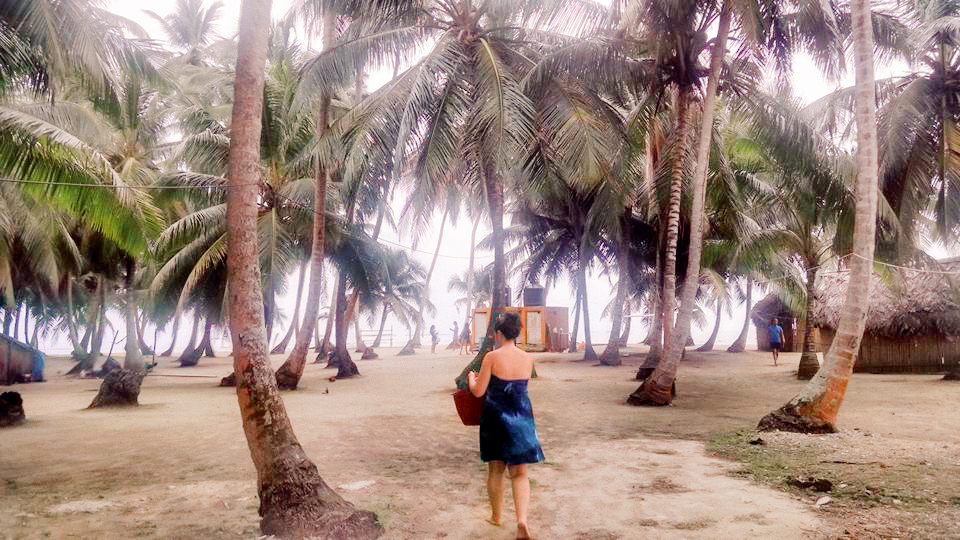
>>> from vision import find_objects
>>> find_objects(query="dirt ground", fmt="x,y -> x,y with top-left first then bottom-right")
1,347 -> 958,539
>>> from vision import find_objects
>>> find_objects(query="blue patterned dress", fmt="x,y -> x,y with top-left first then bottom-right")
479,375 -> 544,465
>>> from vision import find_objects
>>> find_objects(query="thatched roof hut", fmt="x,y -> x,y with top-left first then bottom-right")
811,258 -> 960,373
750,294 -> 800,352
811,259 -> 960,337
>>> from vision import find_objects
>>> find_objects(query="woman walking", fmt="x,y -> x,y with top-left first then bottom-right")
468,313 -> 544,539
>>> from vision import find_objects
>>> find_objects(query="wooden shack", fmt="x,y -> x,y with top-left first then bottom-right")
1,334 -> 42,385
470,306 -> 569,352
811,259 -> 960,373
750,294 -> 803,352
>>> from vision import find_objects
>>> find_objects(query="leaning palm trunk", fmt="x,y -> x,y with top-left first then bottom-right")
315,291 -> 337,362
277,12 -> 334,388
225,2 -> 380,536
796,265 -> 821,379
759,0 -> 879,433
372,304 -> 390,347
727,278 -> 752,353
696,299 -> 723,352
354,310 -> 367,352
200,317 -> 215,357
401,206 -> 448,353
161,310 -> 181,357
456,163 -> 506,387
600,216 -> 628,365
329,275 -> 361,378
273,261 -> 307,355
631,7 -> 729,405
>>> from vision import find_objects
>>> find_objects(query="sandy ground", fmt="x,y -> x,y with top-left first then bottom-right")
1,346 -> 957,539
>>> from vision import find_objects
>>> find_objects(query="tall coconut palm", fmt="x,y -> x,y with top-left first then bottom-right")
758,0 -> 880,433
224,0 -> 381,536
298,0 -> 607,385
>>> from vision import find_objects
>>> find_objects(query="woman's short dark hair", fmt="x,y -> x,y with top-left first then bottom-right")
495,312 -> 522,340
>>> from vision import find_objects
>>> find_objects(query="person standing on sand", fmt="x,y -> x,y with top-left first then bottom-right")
430,324 -> 439,353
468,313 -> 543,540
459,326 -> 471,355
768,318 -> 784,366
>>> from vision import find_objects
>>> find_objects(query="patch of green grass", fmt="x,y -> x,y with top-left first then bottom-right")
707,428 -> 956,513
707,429 -> 814,487
366,499 -> 404,529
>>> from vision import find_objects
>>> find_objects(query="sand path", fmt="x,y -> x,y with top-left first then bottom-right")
1,348 -> 829,539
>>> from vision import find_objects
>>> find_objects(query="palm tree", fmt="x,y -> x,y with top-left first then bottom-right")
145,0 -> 225,66
758,0 -> 880,433
0,0 -> 155,99
370,248 -> 427,347
224,0 -> 381,536
299,0 -> 607,385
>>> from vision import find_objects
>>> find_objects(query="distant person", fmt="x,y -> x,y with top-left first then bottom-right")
468,313 -> 543,539
429,324 -> 439,353
459,325 -> 471,355
450,321 -> 459,349
769,318 -> 784,366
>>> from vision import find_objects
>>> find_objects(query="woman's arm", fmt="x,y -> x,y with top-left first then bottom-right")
467,352 -> 495,397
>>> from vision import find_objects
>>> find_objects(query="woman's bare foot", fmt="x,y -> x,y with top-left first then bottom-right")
486,516 -> 504,527
517,523 -> 532,539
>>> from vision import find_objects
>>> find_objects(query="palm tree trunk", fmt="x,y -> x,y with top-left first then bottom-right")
372,304 -> 390,347
14,303 -> 22,341
162,311 -> 181,357
276,12 -> 334,387
760,0 -> 879,432
462,214 -> 481,342
405,206 -> 449,351
696,299 -> 723,352
631,5 -> 730,406
200,317 -> 215,357
728,278 -> 753,353
123,259 -> 144,371
91,282 -> 107,358
65,278 -> 83,355
618,305 -> 631,347
568,290 -> 581,353
354,308 -> 367,352
578,258 -> 597,362
600,214 -> 629,365
456,162 -> 506,387
796,266 -> 820,379
273,260 -> 307,355
225,2 -> 379,536
315,289 -> 336,362
330,272 -> 360,378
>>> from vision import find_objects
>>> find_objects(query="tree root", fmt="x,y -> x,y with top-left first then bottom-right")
757,405 -> 836,434
598,344 -> 621,366
89,369 -> 145,408
258,445 -> 382,539
796,352 -> 820,380
626,377 -> 674,406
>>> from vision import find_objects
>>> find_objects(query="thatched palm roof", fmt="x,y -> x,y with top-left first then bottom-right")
811,259 -> 960,337
750,294 -> 797,326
